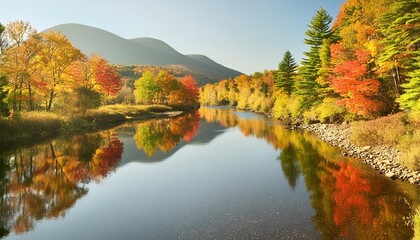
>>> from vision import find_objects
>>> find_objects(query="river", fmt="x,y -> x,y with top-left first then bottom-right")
0,107 -> 419,239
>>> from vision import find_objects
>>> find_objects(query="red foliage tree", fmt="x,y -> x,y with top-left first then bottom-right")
169,75 -> 199,108
94,58 -> 122,96
180,75 -> 199,107
330,43 -> 383,116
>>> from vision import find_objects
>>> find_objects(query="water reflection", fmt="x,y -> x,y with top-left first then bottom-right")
199,107 -> 419,239
0,107 -> 418,239
0,132 -> 123,237
133,111 -> 200,156
0,111 -> 201,238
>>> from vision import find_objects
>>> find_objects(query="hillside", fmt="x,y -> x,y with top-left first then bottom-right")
43,23 -> 242,85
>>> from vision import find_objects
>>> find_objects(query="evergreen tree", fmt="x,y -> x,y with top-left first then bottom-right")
378,0 -> 420,97
397,54 -> 420,111
316,39 -> 335,99
294,8 -> 333,110
275,51 -> 298,95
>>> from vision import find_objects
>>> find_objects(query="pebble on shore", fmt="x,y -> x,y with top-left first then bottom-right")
298,123 -> 420,186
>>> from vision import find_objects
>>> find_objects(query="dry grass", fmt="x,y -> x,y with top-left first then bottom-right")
0,104 -> 175,148
82,104 -> 173,124
350,113 -> 407,146
0,111 -> 64,148
415,207 -> 420,240
351,112 -> 420,170
90,104 -> 172,115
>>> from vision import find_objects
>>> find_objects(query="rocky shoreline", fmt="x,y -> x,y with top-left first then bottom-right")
298,123 -> 420,186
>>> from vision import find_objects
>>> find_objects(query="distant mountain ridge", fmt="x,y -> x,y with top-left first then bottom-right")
43,23 -> 242,85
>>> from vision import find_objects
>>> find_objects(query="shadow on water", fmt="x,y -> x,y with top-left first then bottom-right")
0,107 -> 418,239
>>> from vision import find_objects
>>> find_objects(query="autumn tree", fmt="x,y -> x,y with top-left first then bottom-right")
295,8 -> 333,110
330,44 -> 382,116
200,84 -> 217,106
69,56 -> 95,89
75,87 -> 102,114
93,56 -> 122,97
176,75 -> 199,108
134,69 -> 197,107
134,70 -> 160,104
333,0 -> 394,111
70,55 -> 122,106
235,74 -> 252,109
0,21 -> 42,111
155,70 -> 178,104
275,51 -> 298,95
38,31 -> 84,111
0,76 -> 9,117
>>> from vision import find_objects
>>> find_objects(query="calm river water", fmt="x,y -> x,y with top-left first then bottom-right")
0,107 -> 419,239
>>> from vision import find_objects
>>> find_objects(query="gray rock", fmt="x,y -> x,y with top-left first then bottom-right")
385,172 -> 397,179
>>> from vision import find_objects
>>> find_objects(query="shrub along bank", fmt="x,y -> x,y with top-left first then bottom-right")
0,104 -> 180,149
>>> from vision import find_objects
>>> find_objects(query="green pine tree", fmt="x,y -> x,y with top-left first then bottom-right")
275,51 -> 298,95
378,0 -> 420,97
316,39 -> 335,99
294,8 -> 333,110
397,54 -> 420,111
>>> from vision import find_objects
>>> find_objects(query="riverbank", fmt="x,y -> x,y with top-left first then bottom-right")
254,106 -> 420,186
299,122 -> 420,186
0,104 -> 183,150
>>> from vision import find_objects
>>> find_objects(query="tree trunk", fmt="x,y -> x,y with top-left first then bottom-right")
395,67 -> 401,95
391,68 -> 399,97
47,89 -> 54,111
12,89 -> 17,111
18,82 -> 22,111
27,80 -> 34,111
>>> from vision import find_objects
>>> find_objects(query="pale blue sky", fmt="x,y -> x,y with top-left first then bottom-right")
1,0 -> 345,74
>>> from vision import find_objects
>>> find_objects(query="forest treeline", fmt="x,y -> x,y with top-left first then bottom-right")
200,0 -> 419,123
0,21 -> 123,116
0,21 -> 199,118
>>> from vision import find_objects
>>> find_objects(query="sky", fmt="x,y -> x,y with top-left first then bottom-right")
1,0 -> 345,74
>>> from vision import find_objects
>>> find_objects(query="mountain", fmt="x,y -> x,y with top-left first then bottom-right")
43,23 -> 242,85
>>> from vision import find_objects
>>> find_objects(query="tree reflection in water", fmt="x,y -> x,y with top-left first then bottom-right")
0,107 -> 418,239
200,107 -> 420,240
133,111 -> 200,156
0,131 -> 123,237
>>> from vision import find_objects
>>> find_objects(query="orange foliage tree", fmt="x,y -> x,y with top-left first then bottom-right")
169,75 -> 199,108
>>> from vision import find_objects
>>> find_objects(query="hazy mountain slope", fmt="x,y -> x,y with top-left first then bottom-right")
43,23 -> 242,84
